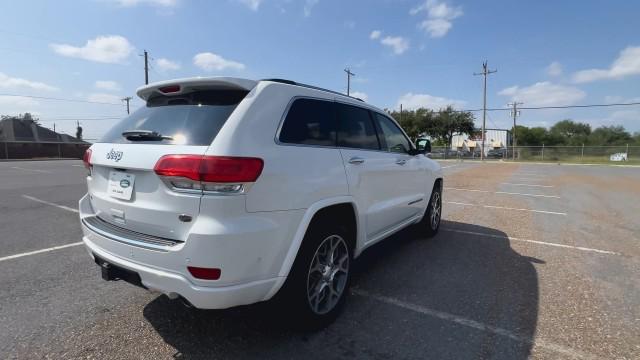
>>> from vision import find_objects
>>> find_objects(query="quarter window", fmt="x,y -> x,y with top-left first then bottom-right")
374,113 -> 411,154
279,98 -> 336,146
336,103 -> 380,150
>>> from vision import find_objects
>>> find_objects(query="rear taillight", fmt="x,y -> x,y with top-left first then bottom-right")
83,148 -> 92,169
154,155 -> 263,194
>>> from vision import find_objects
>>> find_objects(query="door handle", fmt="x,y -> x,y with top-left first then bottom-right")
395,159 -> 407,165
348,157 -> 365,164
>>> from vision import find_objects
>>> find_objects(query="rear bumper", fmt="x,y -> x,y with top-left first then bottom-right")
78,194 -> 303,309
83,236 -> 278,309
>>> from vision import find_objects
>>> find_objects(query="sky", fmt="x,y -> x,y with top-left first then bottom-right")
0,0 -> 639,140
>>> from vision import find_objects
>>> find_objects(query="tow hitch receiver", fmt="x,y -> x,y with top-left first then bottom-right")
93,254 -> 147,289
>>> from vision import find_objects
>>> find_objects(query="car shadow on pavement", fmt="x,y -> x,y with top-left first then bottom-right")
143,220 -> 540,359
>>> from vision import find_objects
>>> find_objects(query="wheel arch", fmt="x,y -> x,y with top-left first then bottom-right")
262,196 -> 361,300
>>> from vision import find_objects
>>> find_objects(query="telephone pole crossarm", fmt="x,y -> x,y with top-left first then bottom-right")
344,68 -> 355,96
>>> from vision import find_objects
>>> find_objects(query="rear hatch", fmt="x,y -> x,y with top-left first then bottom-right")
86,81 -> 254,240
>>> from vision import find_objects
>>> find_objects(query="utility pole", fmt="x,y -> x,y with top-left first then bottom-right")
144,50 -> 149,85
474,61 -> 497,160
344,68 -> 355,96
400,103 -> 403,124
508,101 -> 523,160
122,96 -> 132,115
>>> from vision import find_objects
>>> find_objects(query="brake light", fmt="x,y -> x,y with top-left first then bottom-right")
159,85 -> 180,93
83,148 -> 92,169
154,155 -> 264,193
187,266 -> 221,280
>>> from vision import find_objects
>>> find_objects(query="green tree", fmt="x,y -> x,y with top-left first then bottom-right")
549,119 -> 591,145
514,126 -> 548,146
589,126 -> 632,145
390,108 -> 435,140
425,106 -> 475,147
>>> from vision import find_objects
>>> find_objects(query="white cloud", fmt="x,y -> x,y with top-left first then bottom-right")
50,35 -> 134,64
236,0 -> 262,11
88,93 -> 122,104
546,61 -> 563,77
498,81 -> 586,107
0,96 -> 39,108
193,52 -> 245,71
380,36 -> 410,55
94,80 -> 121,91
0,72 -> 58,91
304,0 -> 320,17
156,58 -> 181,71
572,46 -> 640,83
350,91 -> 368,102
397,92 -> 466,111
411,0 -> 463,38
604,95 -> 640,103
369,30 -> 381,40
107,0 -> 177,7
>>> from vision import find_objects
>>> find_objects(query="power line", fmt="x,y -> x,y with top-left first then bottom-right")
407,101 -> 640,115
0,93 -> 124,106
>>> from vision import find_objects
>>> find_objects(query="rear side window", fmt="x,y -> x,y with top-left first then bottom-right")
335,103 -> 380,150
374,113 -> 411,154
279,98 -> 336,146
99,90 -> 248,146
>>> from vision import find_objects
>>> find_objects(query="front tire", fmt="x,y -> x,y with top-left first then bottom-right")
421,183 -> 442,237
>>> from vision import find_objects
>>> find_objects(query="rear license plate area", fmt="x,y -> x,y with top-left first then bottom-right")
94,254 -> 147,289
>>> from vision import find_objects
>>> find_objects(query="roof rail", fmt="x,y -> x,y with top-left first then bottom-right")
260,78 -> 364,102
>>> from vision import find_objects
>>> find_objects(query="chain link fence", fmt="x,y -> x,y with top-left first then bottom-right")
0,141 -> 90,160
430,145 -> 640,164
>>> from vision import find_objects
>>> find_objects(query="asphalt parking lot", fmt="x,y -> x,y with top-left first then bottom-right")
1,159 -> 639,359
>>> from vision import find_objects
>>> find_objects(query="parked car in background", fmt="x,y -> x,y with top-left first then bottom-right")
486,148 -> 507,158
79,77 -> 443,327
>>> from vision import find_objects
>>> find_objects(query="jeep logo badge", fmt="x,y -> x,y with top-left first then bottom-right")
106,149 -> 123,162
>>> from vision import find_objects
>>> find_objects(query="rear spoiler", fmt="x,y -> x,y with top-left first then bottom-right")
136,77 -> 258,101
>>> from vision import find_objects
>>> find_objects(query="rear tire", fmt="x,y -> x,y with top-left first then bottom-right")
421,183 -> 442,237
276,219 -> 352,329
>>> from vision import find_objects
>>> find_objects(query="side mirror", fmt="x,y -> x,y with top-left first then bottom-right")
416,139 -> 431,154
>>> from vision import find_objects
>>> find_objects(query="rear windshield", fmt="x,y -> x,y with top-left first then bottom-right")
99,90 -> 248,146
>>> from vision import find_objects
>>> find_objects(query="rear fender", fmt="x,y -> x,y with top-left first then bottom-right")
262,196 -> 361,300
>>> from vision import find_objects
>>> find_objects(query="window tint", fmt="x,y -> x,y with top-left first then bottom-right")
336,103 -> 380,150
100,90 -> 248,146
279,98 -> 336,146
374,113 -> 411,153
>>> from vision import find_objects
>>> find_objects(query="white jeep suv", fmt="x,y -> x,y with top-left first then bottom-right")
79,77 -> 443,324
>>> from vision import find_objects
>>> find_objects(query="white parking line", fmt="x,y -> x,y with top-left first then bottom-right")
353,288 -> 597,360
442,228 -> 620,256
444,187 -> 560,199
446,201 -> 567,216
22,195 -> 79,213
0,242 -> 83,262
501,183 -> 554,188
72,164 -> 84,167
441,165 -> 458,169
11,166 -> 51,173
